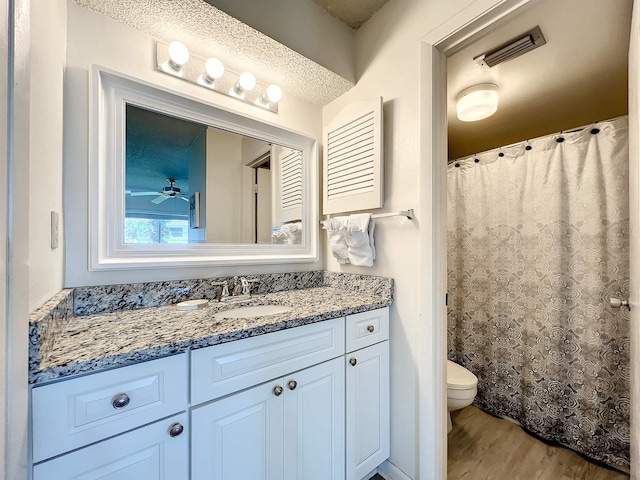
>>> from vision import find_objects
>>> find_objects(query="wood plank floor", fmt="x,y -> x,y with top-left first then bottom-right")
448,406 -> 629,480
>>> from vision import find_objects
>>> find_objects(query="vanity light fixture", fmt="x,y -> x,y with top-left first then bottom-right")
456,83 -> 499,122
156,41 -> 280,113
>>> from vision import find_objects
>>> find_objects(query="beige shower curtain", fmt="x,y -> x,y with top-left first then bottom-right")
447,116 -> 630,469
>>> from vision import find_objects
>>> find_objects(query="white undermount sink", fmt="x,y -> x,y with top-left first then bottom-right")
212,305 -> 293,319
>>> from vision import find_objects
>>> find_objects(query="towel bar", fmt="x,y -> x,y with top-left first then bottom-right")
320,209 -> 414,223
371,209 -> 414,220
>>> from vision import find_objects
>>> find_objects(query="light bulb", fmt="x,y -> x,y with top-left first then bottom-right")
237,72 -> 256,92
168,41 -> 190,71
204,58 -> 224,82
265,85 -> 282,103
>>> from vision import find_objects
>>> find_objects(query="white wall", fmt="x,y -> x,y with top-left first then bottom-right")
64,2 -> 323,287
29,0 -> 66,311
206,0 -> 356,83
322,0 -> 489,477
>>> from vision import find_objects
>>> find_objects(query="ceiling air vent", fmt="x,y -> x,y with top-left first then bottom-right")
474,26 -> 546,68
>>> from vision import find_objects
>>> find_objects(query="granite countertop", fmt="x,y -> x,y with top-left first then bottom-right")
30,285 -> 392,385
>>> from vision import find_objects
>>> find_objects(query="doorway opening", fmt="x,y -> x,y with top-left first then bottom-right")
418,0 -> 636,478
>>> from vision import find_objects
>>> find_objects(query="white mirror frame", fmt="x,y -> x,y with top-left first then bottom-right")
89,66 -> 318,270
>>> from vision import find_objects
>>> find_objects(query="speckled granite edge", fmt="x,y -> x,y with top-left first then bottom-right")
73,271 -> 325,315
28,289 -> 74,373
322,271 -> 394,299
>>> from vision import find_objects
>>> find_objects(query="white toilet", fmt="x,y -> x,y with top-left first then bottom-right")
446,360 -> 478,433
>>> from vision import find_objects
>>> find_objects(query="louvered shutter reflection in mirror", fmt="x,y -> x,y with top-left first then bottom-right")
323,97 -> 383,214
273,145 -> 303,224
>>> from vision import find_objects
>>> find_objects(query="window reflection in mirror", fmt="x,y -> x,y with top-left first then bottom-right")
124,105 -> 303,245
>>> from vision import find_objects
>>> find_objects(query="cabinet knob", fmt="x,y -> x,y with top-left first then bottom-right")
367,325 -> 375,333
273,385 -> 284,396
168,422 -> 184,437
111,393 -> 131,409
287,380 -> 297,390
349,357 -> 357,366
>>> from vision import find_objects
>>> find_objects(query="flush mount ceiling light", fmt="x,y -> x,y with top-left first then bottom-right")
156,41 -> 281,113
456,84 -> 499,122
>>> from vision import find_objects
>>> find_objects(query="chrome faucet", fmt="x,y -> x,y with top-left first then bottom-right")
211,280 -> 230,301
213,277 -> 260,302
239,277 -> 260,295
240,277 -> 250,295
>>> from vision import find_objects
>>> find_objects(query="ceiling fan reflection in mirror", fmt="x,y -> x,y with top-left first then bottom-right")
126,177 -> 190,204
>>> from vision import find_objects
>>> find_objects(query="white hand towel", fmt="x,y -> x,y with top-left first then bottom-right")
321,216 -> 350,264
271,227 -> 287,244
281,222 -> 302,244
345,214 -> 375,267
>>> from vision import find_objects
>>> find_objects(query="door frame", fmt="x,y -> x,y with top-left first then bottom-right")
3,0 -> 31,479
417,0 -> 637,478
627,0 -> 639,477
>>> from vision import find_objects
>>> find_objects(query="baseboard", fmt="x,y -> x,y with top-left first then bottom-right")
377,460 -> 413,480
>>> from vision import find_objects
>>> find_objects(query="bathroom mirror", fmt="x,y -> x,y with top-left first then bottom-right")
90,66 -> 318,270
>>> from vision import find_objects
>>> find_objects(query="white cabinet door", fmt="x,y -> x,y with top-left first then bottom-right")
192,357 -> 346,480
345,341 -> 390,480
33,412 -> 188,480
191,379 -> 285,480
284,357 -> 345,480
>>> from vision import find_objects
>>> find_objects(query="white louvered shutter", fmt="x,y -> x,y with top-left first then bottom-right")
323,97 -> 383,214
272,145 -> 303,224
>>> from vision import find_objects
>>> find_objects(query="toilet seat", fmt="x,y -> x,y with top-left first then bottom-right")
446,360 -> 477,390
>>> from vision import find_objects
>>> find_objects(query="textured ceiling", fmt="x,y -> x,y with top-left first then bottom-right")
72,0 -> 354,106
311,0 -> 390,29
447,0 -> 631,160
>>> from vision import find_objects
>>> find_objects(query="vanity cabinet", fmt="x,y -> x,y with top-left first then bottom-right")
30,307 -> 389,480
192,357 -> 345,480
345,308 -> 390,480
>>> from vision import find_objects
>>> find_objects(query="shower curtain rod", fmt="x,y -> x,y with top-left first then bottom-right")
448,114 -> 626,164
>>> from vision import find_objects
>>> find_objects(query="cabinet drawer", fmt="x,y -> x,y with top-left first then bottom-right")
33,412 -> 188,480
345,308 -> 389,353
191,318 -> 345,405
32,353 -> 188,463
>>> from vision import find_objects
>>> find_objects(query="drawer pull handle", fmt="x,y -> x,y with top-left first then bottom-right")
288,380 -> 297,391
273,385 -> 284,396
111,393 -> 131,409
349,358 -> 357,366
367,325 -> 375,333
168,422 -> 184,437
